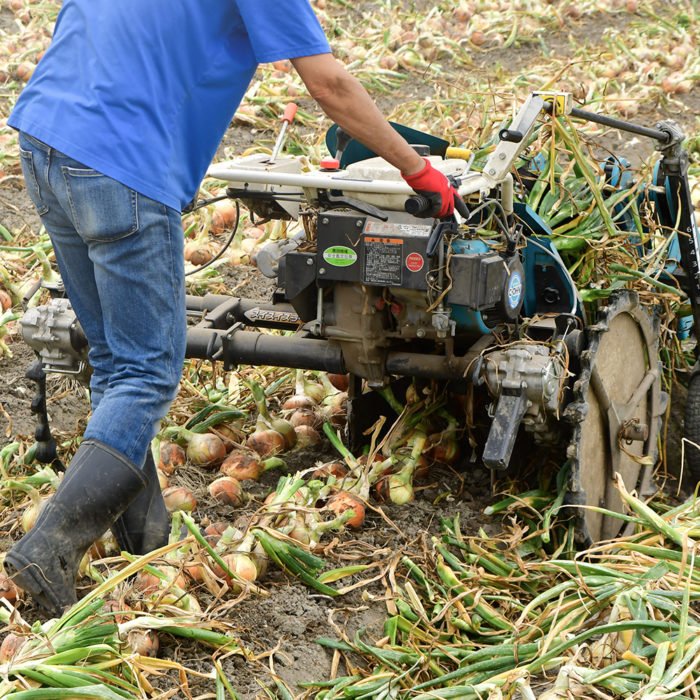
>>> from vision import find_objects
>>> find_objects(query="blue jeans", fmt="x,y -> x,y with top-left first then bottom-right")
18,132 -> 186,467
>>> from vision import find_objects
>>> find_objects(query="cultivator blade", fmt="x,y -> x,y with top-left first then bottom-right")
565,291 -> 663,545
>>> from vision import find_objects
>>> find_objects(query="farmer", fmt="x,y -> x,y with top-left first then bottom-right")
5,0 -> 459,617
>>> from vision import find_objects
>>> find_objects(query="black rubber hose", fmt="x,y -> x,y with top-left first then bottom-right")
684,372 -> 700,479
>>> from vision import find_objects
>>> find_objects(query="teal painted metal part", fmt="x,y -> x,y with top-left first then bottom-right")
514,202 -> 579,318
677,314 -> 694,340
449,238 -> 492,334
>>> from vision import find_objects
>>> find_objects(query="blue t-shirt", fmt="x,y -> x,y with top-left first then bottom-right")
8,0 -> 331,211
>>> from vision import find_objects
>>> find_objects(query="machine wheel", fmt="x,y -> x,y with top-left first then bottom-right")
565,291 -> 662,545
684,372 -> 700,480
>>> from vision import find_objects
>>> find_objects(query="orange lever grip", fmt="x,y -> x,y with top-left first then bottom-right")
282,103 -> 298,123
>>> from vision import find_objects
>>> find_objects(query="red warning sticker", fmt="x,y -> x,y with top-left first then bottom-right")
405,252 -> 424,272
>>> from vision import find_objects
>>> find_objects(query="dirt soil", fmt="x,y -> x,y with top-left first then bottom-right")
0,2 -> 699,698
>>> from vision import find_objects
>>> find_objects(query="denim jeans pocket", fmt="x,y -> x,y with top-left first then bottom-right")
19,147 -> 49,216
62,167 -> 139,241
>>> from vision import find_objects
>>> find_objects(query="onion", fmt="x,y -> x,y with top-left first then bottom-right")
271,418 -> 297,450
210,199 -> 237,235
327,492 -> 365,529
469,30 -> 486,46
158,441 -> 186,474
247,428 -> 285,458
327,373 -> 350,392
294,425 -> 321,448
313,461 -> 349,480
388,474 -> 414,505
0,289 -> 11,312
246,379 -> 290,456
282,394 -> 316,411
184,558 -> 205,583
102,599 -> 132,624
0,572 -> 19,603
90,530 -> 119,558
157,469 -> 169,489
0,633 -> 25,663
220,452 -> 263,481
15,62 -> 34,82
208,477 -> 245,507
127,629 -> 159,657
220,453 -> 284,481
214,553 -> 258,590
414,455 -> 431,480
184,239 -> 214,266
283,370 -> 321,410
162,486 -> 197,512
430,436 -> 460,465
135,566 -> 187,595
288,408 -> 322,429
322,392 -> 347,428
186,432 -> 227,469
21,496 -> 44,534
374,475 -> 391,502
204,521 -> 229,545
302,379 -> 326,404
250,541 -> 268,579
280,514 -> 311,545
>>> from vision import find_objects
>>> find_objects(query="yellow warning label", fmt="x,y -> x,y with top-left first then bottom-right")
364,237 -> 403,245
533,91 -> 572,116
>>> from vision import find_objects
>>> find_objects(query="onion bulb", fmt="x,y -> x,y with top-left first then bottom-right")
327,492 -> 365,529
0,633 -> 24,663
158,441 -> 186,474
127,629 -> 159,657
21,496 -> 45,534
327,373 -> 350,392
204,521 -> 229,545
246,379 -> 289,457
250,541 -> 268,579
271,418 -> 297,450
430,436 -> 459,465
0,572 -> 19,603
0,289 -> 11,312
208,477 -> 245,507
135,566 -> 187,595
220,453 -> 284,481
102,599 -> 132,624
288,408 -> 322,429
214,553 -> 258,591
388,474 -> 414,505
185,432 -> 227,469
210,199 -> 237,235
156,469 -> 169,489
294,425 -> 321,448
247,428 -> 285,458
162,486 -> 197,512
220,452 -> 263,481
283,369 -> 320,410
313,461 -> 349,480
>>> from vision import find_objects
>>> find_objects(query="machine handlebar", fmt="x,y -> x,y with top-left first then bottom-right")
405,192 -> 470,219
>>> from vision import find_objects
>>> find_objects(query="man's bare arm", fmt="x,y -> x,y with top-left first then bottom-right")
291,53 -> 425,176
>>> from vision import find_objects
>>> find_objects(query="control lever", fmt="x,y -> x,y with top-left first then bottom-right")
406,191 -> 470,219
268,103 -> 298,163
334,126 -> 353,163
316,189 -> 388,221
482,388 -> 529,470
426,220 -> 458,258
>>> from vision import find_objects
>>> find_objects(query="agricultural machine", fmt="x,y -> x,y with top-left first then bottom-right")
19,92 -> 700,545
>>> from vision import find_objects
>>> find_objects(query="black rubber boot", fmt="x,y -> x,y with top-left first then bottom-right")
4,439 -> 147,617
111,449 -> 170,555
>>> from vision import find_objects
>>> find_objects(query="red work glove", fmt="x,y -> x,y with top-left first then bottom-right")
402,158 -> 459,218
